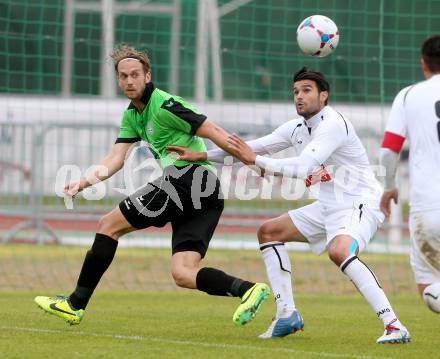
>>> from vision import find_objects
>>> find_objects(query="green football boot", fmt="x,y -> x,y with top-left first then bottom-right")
34,295 -> 84,325
233,283 -> 270,325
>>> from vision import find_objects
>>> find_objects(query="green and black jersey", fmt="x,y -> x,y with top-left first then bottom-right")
116,82 -> 213,171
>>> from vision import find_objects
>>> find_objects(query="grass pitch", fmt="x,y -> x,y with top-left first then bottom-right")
0,290 -> 438,359
0,244 -> 434,358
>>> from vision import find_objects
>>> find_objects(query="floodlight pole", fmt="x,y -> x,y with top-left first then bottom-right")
169,0 -> 181,95
195,0 -> 254,102
62,0 -> 74,97
62,0 -> 181,97
100,0 -> 116,97
209,0 -> 223,102
195,0 -> 209,102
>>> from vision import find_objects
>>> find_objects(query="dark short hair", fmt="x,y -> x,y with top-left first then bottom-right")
421,35 -> 440,73
110,44 -> 151,74
293,67 -> 330,104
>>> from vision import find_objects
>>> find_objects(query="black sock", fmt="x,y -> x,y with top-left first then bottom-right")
196,267 -> 254,297
69,233 -> 118,310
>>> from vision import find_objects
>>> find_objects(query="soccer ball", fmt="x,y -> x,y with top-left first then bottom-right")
296,15 -> 339,57
423,283 -> 440,313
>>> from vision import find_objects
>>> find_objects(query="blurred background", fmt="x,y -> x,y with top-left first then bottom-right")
1,0 -> 439,294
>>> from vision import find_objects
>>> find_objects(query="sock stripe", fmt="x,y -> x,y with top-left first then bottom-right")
260,243 -> 291,274
358,257 -> 382,289
340,255 -> 357,272
259,242 -> 285,251
271,246 -> 291,274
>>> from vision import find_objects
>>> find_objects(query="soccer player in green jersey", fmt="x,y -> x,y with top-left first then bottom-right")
34,45 -> 269,326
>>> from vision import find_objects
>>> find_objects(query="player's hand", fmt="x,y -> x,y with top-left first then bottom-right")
380,188 -> 399,217
227,134 -> 256,165
63,178 -> 89,197
166,145 -> 206,161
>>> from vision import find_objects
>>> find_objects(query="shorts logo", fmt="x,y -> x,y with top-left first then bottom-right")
131,166 -> 197,218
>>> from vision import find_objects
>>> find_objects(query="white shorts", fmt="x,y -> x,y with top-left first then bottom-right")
288,201 -> 384,255
409,209 -> 440,284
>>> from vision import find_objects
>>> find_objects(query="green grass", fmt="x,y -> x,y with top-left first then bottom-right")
0,245 -> 429,357
0,291 -> 437,359
0,245 -> 416,294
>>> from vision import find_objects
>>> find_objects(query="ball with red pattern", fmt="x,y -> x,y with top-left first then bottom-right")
296,15 -> 339,57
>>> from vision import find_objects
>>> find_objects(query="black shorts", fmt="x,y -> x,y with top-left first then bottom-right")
119,165 -> 224,258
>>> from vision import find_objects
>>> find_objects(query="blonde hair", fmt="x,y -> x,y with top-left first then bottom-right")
110,44 -> 151,74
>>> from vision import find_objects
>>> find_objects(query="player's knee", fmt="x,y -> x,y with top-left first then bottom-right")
327,241 -> 347,265
171,268 -> 192,288
257,222 -> 275,243
423,283 -> 440,313
97,214 -> 111,234
327,246 -> 339,264
97,213 -> 127,239
328,237 -> 358,265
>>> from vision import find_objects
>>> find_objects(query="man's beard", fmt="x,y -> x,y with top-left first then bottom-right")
298,107 -> 319,120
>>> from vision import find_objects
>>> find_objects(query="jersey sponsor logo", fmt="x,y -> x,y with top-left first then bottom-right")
304,164 -> 331,187
146,122 -> 153,135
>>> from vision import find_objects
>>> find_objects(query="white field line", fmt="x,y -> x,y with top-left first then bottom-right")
1,326 -> 394,359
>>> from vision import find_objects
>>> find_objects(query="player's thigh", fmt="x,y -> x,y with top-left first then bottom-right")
325,204 -> 382,255
258,213 -> 308,244
409,210 -> 440,285
285,202 -> 327,252
97,206 -> 137,239
171,204 -> 223,259
119,182 -> 181,230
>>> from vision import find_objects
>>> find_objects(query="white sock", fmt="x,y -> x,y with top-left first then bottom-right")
260,241 -> 296,318
341,255 -> 401,328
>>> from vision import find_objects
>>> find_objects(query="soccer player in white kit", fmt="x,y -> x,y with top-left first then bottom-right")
380,35 -> 440,314
169,67 -> 410,344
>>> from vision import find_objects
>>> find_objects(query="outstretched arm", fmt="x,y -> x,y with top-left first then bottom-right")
166,120 -> 230,162
64,142 -> 132,196
168,136 -> 283,163
168,119 -> 291,163
227,134 -> 320,177
227,117 -> 347,177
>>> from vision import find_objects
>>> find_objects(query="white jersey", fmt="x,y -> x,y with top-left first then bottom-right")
385,74 -> 440,212
261,106 -> 383,208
